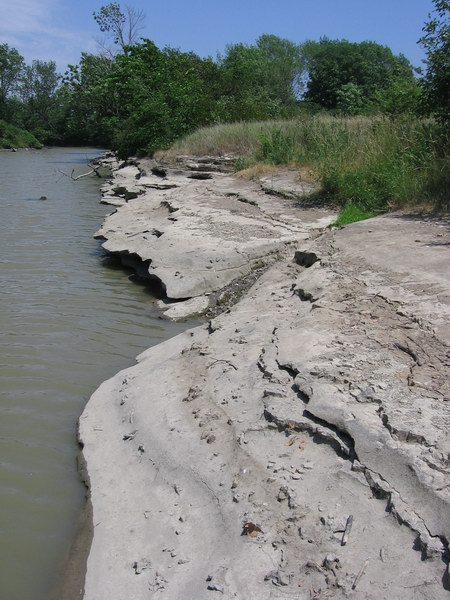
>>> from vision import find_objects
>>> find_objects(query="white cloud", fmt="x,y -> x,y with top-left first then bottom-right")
0,0 -> 96,69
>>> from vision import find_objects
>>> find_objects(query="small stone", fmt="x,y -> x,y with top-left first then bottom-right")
132,558 -> 151,574
123,429 -> 138,441
323,554 -> 339,569
207,583 -> 224,593
277,486 -> 289,502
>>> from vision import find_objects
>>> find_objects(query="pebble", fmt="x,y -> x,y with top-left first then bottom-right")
207,583 -> 224,593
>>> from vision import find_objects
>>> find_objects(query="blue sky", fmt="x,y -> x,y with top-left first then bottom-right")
0,0 -> 435,72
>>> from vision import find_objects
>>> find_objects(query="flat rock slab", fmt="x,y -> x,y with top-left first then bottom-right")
100,196 -> 126,207
259,170 -> 318,199
158,296 -> 210,320
95,160 -> 334,300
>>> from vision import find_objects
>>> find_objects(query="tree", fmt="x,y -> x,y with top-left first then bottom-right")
19,60 -> 60,137
93,3 -> 146,55
419,0 -> 450,122
255,34 -> 305,103
372,78 -> 422,115
301,39 -> 417,112
217,35 -> 304,121
0,44 -> 25,118
107,41 -> 218,156
60,53 -> 116,144
336,83 -> 365,115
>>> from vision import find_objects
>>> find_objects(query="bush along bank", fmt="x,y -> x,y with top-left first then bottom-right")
0,120 -> 43,149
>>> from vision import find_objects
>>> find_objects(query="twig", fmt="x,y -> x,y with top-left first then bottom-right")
207,358 -> 238,371
402,579 -> 438,589
341,514 -> 353,546
352,559 -> 369,590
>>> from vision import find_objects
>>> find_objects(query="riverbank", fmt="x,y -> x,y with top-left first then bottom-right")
77,156 -> 450,599
0,119 -> 43,149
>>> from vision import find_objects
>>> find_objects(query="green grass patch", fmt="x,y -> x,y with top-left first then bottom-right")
335,203 -> 379,226
0,120 -> 43,149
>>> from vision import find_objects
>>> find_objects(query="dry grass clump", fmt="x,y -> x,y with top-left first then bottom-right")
158,116 -> 380,160
156,120 -> 299,159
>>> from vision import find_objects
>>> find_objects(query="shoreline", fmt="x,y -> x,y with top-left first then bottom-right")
69,155 -> 450,598
51,419 -> 97,600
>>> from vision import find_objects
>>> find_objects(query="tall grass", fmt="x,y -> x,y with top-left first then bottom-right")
161,116 -> 449,213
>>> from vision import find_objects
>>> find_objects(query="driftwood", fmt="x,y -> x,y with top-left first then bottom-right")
57,163 -> 102,181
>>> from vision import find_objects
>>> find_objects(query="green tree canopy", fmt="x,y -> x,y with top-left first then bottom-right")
19,60 -> 60,138
217,35 -> 304,120
0,44 -> 25,118
301,38 -> 417,111
60,53 -> 116,144
420,0 -> 450,122
104,40 -> 219,156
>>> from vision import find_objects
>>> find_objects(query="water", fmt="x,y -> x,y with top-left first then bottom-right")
0,148 -> 192,600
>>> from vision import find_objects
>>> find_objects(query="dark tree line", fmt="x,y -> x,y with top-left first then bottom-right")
1,1 -> 447,155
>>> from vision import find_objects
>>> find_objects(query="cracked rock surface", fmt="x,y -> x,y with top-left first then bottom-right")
95,157 -> 333,306
80,159 -> 450,599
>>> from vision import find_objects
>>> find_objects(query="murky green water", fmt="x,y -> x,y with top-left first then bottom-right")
0,148 -> 191,600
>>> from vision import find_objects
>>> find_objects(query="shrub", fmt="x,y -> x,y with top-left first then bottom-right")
0,119 -> 43,148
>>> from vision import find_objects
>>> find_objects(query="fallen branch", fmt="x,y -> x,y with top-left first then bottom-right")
57,163 -> 102,181
207,358 -> 238,371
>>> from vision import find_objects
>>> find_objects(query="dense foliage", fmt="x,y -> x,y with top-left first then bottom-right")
0,119 -> 43,149
0,43 -> 60,144
419,0 -> 450,123
302,39 -> 421,114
